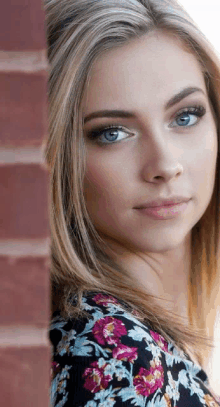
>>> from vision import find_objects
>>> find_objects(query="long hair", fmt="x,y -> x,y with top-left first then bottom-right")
44,0 -> 220,366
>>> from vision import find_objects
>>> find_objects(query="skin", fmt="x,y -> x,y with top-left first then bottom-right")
82,31 -> 218,320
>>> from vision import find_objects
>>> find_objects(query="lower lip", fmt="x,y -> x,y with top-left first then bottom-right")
136,201 -> 190,220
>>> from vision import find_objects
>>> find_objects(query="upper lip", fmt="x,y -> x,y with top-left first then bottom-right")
135,196 -> 191,209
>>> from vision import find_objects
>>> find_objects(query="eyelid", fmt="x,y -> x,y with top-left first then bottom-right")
87,124 -> 131,135
171,104 -> 205,118
177,104 -> 205,114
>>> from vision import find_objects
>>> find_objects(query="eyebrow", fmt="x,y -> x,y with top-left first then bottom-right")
83,86 -> 205,124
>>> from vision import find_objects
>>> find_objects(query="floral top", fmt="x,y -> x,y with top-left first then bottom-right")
50,292 -> 220,407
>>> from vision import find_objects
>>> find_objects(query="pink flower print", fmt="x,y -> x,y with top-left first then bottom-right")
133,360 -> 164,396
150,330 -> 169,353
113,344 -> 138,363
92,316 -> 127,345
93,294 -> 118,306
83,361 -> 112,393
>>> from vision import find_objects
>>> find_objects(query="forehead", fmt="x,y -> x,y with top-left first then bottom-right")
82,31 -> 207,114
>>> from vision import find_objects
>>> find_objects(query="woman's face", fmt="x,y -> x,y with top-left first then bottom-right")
82,31 -> 218,253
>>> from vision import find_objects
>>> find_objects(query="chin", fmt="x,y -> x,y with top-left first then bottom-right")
121,229 -> 191,254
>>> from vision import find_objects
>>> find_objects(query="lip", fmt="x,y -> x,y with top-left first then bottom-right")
134,197 -> 191,220
135,196 -> 191,209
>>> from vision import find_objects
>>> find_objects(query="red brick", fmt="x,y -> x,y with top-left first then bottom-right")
0,0 -> 46,51
0,71 -> 48,147
0,256 -> 50,326
0,164 -> 49,239
0,346 -> 50,407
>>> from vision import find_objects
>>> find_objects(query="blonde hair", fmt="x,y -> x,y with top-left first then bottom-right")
44,0 -> 220,365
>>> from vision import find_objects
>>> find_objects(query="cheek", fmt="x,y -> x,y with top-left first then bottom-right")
189,128 -> 218,199
83,144 -> 138,211
83,157 -> 127,216
84,170 -> 108,212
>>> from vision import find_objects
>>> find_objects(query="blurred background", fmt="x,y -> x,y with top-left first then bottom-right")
180,0 -> 220,56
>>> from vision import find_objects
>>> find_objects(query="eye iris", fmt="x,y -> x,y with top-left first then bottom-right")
177,113 -> 190,126
104,129 -> 119,141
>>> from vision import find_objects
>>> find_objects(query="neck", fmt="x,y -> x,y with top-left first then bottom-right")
103,232 -> 191,323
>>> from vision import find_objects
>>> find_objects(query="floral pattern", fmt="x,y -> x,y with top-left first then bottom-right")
93,294 -> 119,307
83,361 -> 113,393
92,316 -> 127,345
112,343 -> 138,362
133,360 -> 164,396
50,292 -> 220,406
150,330 -> 169,353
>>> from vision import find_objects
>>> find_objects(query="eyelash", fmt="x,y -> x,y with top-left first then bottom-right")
171,105 -> 206,128
86,105 -> 206,145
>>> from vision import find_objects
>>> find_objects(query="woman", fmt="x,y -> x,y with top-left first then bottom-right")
44,0 -> 220,405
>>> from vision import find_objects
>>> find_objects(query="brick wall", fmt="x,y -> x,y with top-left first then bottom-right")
0,1 -> 50,406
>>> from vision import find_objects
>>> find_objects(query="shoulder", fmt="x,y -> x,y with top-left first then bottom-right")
50,291 -> 173,359
50,292 -> 219,407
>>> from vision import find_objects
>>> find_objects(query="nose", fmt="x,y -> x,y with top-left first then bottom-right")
141,132 -> 184,184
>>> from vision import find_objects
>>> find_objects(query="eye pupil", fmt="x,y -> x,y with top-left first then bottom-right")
177,113 -> 190,126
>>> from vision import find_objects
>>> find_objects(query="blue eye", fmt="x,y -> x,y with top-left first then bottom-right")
171,106 -> 206,128
102,129 -> 121,142
88,126 -> 133,145
176,112 -> 196,126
